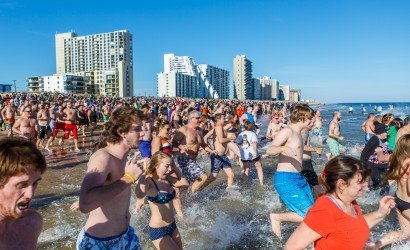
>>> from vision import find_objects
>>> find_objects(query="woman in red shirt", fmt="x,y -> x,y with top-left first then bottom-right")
285,155 -> 396,250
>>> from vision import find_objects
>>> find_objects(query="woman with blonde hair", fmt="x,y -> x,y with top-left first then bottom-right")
369,134 -> 410,249
142,151 -> 188,250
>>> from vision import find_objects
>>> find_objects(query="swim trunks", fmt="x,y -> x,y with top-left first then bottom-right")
76,226 -> 141,250
365,133 -> 374,143
312,127 -> 322,137
5,118 -> 14,130
138,140 -> 152,158
38,125 -> 52,139
177,156 -> 206,183
274,171 -> 314,217
147,221 -> 177,241
210,154 -> 232,173
64,123 -> 78,139
327,137 -> 345,156
103,114 -> 109,123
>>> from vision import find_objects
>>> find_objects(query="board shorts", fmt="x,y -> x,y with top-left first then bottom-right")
327,137 -> 345,156
274,171 -> 314,218
138,140 -> 152,158
38,125 -> 52,139
64,123 -> 78,139
103,114 -> 110,123
147,221 -> 177,241
177,156 -> 206,183
77,226 -> 141,250
365,133 -> 374,143
5,118 -> 14,130
312,127 -> 322,137
210,154 -> 232,173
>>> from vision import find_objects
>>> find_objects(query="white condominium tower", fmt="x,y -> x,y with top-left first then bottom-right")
233,55 -> 253,100
55,30 -> 133,97
259,76 -> 280,100
157,54 -> 229,98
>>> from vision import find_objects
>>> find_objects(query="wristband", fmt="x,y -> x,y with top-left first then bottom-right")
123,172 -> 136,184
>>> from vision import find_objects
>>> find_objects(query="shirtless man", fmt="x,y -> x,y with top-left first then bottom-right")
172,110 -> 217,193
1,100 -> 17,137
76,107 -> 144,249
327,111 -> 346,160
138,115 -> 153,159
37,103 -> 51,148
170,105 -> 182,129
13,106 -> 37,142
361,113 -> 376,142
61,102 -> 80,151
101,101 -> 112,123
266,113 -> 283,141
266,104 -> 315,237
0,138 -> 46,249
202,113 -> 236,188
312,110 -> 323,143
45,106 -> 66,150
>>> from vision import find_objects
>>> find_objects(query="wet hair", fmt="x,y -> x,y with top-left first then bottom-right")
0,138 -> 46,189
145,151 -> 170,175
290,104 -> 314,123
243,120 -> 254,131
93,107 -> 141,151
385,134 -> 410,181
319,155 -> 371,193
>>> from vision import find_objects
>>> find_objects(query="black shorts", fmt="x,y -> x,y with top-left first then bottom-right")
38,125 -> 51,139
241,155 -> 261,163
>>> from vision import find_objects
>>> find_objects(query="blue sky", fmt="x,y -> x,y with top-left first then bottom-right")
0,0 -> 409,103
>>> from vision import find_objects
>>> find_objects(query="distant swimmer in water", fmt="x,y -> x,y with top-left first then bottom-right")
348,106 -> 354,114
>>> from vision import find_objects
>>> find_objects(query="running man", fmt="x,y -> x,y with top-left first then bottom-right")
101,101 -> 112,123
327,111 -> 346,160
1,100 -> 17,137
0,138 -> 47,249
266,112 -> 283,141
172,110 -> 217,193
37,103 -> 51,148
12,106 -> 37,142
76,107 -> 145,249
203,113 -> 236,188
266,104 -> 315,237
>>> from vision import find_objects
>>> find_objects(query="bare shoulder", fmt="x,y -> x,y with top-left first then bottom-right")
88,149 -> 112,171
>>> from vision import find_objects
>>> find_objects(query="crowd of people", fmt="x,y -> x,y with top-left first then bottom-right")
0,92 -> 409,249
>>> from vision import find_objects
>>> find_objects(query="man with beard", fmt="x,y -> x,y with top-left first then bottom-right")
327,111 -> 346,160
0,138 -> 47,248
76,107 -> 145,249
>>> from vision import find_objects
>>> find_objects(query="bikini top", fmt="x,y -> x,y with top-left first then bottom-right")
146,178 -> 175,204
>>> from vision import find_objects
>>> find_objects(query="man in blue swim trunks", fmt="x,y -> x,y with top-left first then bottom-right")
76,107 -> 145,250
266,104 -> 315,238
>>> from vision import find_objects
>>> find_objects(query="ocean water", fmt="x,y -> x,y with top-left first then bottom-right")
35,102 -> 410,249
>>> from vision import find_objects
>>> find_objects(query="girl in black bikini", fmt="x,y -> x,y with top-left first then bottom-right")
371,134 -> 410,249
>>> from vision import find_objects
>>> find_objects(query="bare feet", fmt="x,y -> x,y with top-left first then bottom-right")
270,213 -> 282,238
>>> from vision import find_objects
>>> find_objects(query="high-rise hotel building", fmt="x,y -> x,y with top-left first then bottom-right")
233,55 -> 253,100
55,30 -> 133,97
157,54 -> 229,99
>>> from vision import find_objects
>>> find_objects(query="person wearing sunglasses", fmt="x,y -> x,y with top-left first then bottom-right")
12,106 -> 37,142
